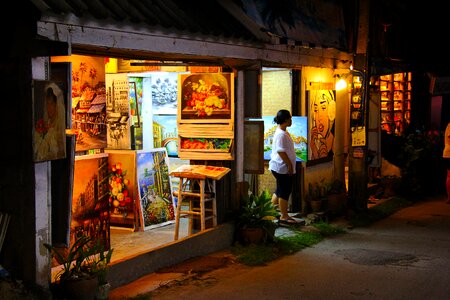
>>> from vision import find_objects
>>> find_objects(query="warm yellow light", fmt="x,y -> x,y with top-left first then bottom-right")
335,78 -> 347,91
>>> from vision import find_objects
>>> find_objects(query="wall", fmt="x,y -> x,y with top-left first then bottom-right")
258,69 -> 292,199
256,66 -> 350,213
302,66 -> 349,204
262,69 -> 292,116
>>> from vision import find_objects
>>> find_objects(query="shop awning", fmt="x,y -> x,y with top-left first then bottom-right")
87,104 -> 105,114
76,108 -> 89,114
91,94 -> 106,105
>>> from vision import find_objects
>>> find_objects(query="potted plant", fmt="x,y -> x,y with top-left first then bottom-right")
94,243 -> 114,300
306,180 -> 328,212
44,235 -> 113,300
326,179 -> 347,216
236,189 -> 280,245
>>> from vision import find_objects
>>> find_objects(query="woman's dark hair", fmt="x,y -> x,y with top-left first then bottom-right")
273,109 -> 291,124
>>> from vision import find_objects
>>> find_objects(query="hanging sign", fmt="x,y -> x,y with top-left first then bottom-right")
351,126 -> 366,146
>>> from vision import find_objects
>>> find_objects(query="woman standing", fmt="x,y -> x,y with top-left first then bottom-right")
269,109 -> 299,224
443,122 -> 450,204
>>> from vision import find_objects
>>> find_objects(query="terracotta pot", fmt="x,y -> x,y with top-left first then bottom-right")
327,193 -> 347,215
62,275 -> 98,300
239,227 -> 265,245
310,199 -> 323,212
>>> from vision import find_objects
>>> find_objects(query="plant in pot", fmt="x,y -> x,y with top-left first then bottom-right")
94,243 -> 114,300
236,189 -> 280,245
306,180 -> 328,212
44,235 -> 113,300
326,179 -> 347,216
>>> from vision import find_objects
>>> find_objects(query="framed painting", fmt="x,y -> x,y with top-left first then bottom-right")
105,149 -> 138,230
32,80 -> 67,162
136,148 -> 175,231
178,73 -> 234,124
150,72 -> 179,115
153,114 -> 179,157
71,153 -> 110,250
261,116 -> 308,162
105,73 -> 132,150
244,120 -> 264,174
306,89 -> 336,163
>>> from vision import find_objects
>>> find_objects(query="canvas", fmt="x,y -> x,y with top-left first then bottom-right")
136,148 -> 175,231
71,153 -> 111,250
105,149 -> 138,230
32,80 -> 67,162
262,116 -> 308,162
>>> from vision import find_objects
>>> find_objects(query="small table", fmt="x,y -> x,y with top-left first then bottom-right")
170,165 -> 230,240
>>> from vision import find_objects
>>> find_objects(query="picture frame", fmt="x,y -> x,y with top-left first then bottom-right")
306,89 -> 336,163
136,148 -> 175,231
261,116 -> 308,162
244,120 -> 264,174
71,153 -> 110,249
178,73 -> 234,124
32,80 -> 67,162
104,149 -> 138,231
153,114 -> 179,157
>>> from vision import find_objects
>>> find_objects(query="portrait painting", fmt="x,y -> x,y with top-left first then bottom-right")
307,89 -> 336,162
32,80 -> 67,162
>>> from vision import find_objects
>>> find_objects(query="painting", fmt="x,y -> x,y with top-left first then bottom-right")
244,120 -> 264,174
307,90 -> 336,162
178,73 -> 234,123
105,149 -> 138,230
262,116 -> 308,162
153,114 -> 179,157
150,72 -> 179,115
136,148 -> 175,230
32,80 -> 67,162
105,73 -> 132,149
71,153 -> 110,250
52,55 -> 107,152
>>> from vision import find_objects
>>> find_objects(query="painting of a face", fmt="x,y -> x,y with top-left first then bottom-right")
313,92 -> 331,138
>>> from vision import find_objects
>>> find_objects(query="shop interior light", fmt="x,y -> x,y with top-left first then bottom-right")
130,60 -> 224,67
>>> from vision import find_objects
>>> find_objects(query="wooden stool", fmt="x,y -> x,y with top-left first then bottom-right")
172,173 -> 217,240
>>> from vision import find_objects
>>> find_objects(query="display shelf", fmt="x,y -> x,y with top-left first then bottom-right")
376,72 -> 411,135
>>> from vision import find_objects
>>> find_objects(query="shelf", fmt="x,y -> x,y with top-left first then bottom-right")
375,72 -> 412,135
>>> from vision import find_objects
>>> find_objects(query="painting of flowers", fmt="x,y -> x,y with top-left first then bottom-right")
105,149 -> 137,230
136,148 -> 175,230
178,73 -> 234,123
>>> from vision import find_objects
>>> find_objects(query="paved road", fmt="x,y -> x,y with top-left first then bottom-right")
147,196 -> 450,300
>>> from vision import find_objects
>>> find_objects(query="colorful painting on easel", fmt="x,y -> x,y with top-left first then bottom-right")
136,148 -> 175,230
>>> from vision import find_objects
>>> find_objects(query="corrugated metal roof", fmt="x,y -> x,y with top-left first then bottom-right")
88,104 -> 105,113
30,0 -> 261,42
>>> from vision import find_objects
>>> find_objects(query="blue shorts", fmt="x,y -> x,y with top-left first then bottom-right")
271,170 -> 293,200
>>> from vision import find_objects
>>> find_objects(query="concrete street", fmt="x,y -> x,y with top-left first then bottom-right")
111,195 -> 450,300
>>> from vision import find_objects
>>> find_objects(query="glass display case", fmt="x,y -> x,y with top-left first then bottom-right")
377,72 -> 411,135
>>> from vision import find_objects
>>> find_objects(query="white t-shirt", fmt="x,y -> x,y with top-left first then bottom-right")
268,127 -> 296,174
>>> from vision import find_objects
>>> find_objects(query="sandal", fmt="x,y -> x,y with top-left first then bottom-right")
278,217 -> 301,225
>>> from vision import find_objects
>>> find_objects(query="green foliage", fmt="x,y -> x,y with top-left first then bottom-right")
44,235 -> 113,283
312,221 -> 346,236
237,189 -> 280,234
231,222 -> 344,266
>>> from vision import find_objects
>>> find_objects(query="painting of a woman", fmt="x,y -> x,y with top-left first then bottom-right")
309,90 -> 336,160
33,81 -> 66,162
